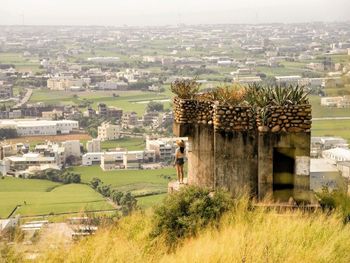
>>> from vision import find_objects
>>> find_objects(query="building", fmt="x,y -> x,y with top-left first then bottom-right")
310,158 -> 344,192
82,150 -> 156,169
0,82 -> 13,99
61,140 -> 81,159
0,119 -> 79,136
146,137 -> 188,161
97,81 -> 128,90
322,148 -> 350,164
122,112 -> 138,129
5,153 -> 57,173
337,162 -> 350,179
41,110 -> 64,119
320,96 -> 350,108
143,112 -> 159,126
275,76 -> 302,86
97,122 -> 121,141
172,94 -> 313,202
311,137 -> 348,158
86,139 -> 101,153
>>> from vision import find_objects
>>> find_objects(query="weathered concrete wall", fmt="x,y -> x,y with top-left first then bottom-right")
258,132 -> 311,201
214,131 -> 258,196
187,124 -> 215,189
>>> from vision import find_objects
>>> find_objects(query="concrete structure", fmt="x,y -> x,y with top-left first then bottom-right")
146,137 -> 188,161
122,112 -> 139,129
5,153 -> 56,173
41,110 -> 64,119
275,75 -> 302,86
322,148 -> 350,163
321,96 -> 350,108
311,137 -> 348,158
97,122 -> 121,141
86,138 -> 101,153
172,96 -> 313,202
61,140 -> 81,159
310,158 -> 344,192
337,162 -> 350,179
0,119 -> 78,136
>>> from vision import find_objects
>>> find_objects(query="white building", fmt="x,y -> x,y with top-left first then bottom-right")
322,148 -> 350,164
275,75 -> 302,86
146,137 -> 188,161
0,119 -> 79,136
98,122 -> 121,141
82,150 -> 155,170
61,140 -> 81,158
86,139 -> 101,153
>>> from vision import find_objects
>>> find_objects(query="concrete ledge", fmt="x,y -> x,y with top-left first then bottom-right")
168,179 -> 188,193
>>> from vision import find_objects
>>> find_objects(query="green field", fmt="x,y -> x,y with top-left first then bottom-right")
101,137 -> 145,151
0,177 -> 112,218
312,119 -> 350,143
309,95 -> 350,118
0,52 -> 42,73
136,193 -> 167,209
29,89 -> 171,115
71,166 -> 176,199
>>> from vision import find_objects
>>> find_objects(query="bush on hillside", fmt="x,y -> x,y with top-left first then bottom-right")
316,188 -> 350,223
150,186 -> 232,248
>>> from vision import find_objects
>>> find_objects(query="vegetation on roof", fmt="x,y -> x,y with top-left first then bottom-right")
171,78 -> 310,107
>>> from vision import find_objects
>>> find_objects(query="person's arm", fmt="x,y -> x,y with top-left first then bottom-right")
173,149 -> 178,166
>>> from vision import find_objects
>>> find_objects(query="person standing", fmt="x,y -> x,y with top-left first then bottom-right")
174,140 -> 186,184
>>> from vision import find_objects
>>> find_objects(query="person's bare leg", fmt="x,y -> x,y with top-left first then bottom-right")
175,164 -> 180,183
180,165 -> 184,183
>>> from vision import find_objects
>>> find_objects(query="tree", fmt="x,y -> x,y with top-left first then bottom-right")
120,192 -> 137,215
146,101 -> 164,112
111,190 -> 124,205
90,177 -> 102,189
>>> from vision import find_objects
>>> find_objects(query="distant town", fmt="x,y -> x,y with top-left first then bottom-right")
0,22 -> 350,257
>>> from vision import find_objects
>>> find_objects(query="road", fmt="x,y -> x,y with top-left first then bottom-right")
13,88 -> 33,108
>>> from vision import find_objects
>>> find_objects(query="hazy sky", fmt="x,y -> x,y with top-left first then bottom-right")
1,0 -> 349,26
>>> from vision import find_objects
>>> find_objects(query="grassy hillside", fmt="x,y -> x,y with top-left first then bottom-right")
40,198 -> 350,263
0,177 -> 112,218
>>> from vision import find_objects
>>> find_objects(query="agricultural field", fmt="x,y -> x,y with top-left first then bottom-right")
101,137 -> 145,151
0,177 -> 112,218
71,166 -> 177,203
309,95 -> 350,118
29,89 -> 171,115
311,119 -> 350,143
137,193 -> 167,209
0,52 -> 42,73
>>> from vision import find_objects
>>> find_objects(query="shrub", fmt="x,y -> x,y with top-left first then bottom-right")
208,84 -> 247,105
170,78 -> 201,99
150,186 -> 232,248
316,188 -> 350,223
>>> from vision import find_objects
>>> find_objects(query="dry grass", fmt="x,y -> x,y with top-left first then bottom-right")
37,197 -> 350,263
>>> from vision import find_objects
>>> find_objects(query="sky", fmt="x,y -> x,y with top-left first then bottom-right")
0,0 -> 349,26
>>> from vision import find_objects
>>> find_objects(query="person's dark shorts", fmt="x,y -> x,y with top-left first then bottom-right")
176,158 -> 184,165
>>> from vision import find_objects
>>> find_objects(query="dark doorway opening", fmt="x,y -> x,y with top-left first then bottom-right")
273,147 -> 295,200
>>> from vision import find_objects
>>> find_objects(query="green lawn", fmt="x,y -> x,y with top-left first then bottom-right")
0,177 -> 112,218
312,120 -> 350,143
101,137 -> 145,151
